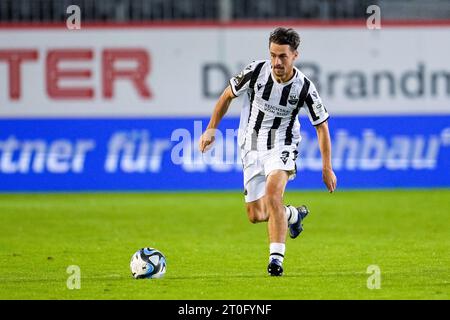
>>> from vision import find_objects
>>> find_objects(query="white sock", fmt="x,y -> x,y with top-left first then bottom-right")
284,205 -> 299,225
269,242 -> 285,263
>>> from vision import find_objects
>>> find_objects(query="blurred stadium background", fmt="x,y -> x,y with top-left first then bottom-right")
2,0 -> 450,21
0,0 -> 449,300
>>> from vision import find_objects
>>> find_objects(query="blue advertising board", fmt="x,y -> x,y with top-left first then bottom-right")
0,115 -> 449,192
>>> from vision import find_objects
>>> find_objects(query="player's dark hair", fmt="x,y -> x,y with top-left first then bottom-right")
269,27 -> 300,51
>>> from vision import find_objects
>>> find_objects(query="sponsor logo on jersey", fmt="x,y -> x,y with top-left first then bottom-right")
314,102 -> 323,110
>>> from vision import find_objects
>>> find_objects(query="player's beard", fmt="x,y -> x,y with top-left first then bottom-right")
274,66 -> 285,77
274,63 -> 295,81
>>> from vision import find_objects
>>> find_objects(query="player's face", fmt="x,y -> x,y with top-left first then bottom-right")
269,43 -> 298,79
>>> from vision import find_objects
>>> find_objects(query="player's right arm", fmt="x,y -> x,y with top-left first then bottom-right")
198,85 -> 236,153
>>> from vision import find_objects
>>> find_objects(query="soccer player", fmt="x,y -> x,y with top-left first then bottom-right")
199,27 -> 337,276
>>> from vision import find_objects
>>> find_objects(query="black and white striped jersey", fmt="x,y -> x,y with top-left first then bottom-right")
229,60 -> 329,151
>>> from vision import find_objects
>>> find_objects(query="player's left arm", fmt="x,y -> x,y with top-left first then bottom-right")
315,120 -> 337,193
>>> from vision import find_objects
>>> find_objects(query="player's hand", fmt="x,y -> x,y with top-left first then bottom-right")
198,129 -> 216,153
322,168 -> 337,193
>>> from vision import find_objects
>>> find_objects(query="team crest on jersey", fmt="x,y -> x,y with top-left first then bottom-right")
288,94 -> 299,105
257,83 -> 263,91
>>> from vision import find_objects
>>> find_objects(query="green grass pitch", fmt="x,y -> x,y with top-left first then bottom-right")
0,189 -> 449,300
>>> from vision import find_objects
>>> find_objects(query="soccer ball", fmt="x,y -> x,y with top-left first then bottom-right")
130,248 -> 166,279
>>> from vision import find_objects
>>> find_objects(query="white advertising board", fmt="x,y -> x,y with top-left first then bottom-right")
0,25 -> 449,117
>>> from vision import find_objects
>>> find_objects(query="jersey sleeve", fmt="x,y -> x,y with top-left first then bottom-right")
304,81 -> 329,126
229,61 -> 259,97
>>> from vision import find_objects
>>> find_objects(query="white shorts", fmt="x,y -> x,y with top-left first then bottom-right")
241,146 -> 298,203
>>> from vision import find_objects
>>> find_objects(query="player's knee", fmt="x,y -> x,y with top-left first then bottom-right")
246,206 -> 263,224
248,214 -> 259,224
246,207 -> 259,224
